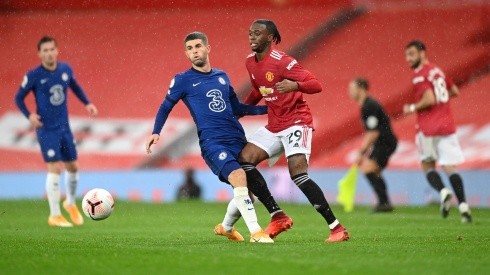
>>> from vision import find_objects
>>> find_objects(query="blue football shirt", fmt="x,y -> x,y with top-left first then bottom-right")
15,62 -> 90,130
152,68 -> 266,149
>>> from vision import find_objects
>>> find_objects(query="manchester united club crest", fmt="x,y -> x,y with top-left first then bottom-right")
265,71 -> 274,82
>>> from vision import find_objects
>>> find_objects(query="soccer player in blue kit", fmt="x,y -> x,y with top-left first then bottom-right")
146,32 -> 274,243
15,36 -> 98,227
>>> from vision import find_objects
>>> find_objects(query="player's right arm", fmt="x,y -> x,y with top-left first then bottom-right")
146,77 -> 182,154
244,86 -> 263,105
14,73 -> 43,128
403,88 -> 436,114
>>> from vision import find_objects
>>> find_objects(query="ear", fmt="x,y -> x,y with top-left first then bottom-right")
207,44 -> 211,53
267,34 -> 274,42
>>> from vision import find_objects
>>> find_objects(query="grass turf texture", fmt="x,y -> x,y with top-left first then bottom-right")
1,200 -> 489,274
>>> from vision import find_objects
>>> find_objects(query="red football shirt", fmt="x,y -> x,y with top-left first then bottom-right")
411,63 -> 456,136
245,48 -> 320,133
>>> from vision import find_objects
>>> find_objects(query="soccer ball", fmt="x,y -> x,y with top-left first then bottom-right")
82,188 -> 114,220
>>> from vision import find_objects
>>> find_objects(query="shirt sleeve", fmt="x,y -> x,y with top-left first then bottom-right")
152,77 -> 183,134
244,86 -> 263,105
361,101 -> 380,131
280,56 -> 321,94
14,73 -> 35,118
414,77 -> 433,99
68,66 -> 90,105
229,85 -> 267,117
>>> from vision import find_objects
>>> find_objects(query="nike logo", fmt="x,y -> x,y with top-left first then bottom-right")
40,78 -> 48,84
294,120 -> 302,123
192,82 -> 201,87
247,207 -> 254,210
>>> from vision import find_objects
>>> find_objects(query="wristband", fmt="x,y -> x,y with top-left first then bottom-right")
409,104 -> 416,113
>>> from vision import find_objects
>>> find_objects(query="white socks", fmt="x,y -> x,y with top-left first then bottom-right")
46,173 -> 61,217
222,199 -> 242,232
233,187 -> 261,234
65,171 -> 79,205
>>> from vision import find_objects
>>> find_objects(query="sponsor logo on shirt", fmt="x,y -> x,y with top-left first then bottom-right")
412,76 -> 424,84
259,86 -> 274,96
286,59 -> 298,70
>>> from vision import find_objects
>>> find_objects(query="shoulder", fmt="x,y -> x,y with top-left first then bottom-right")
26,66 -> 41,77
57,62 -> 72,72
362,97 -> 380,112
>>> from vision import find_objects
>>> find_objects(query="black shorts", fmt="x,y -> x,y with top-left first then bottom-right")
369,142 -> 397,169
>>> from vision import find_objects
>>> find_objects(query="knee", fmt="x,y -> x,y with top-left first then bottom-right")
227,168 -> 247,188
238,143 -> 267,165
288,154 -> 308,176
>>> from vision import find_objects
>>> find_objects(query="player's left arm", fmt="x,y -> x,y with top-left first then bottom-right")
356,104 -> 380,164
69,72 -> 98,117
446,77 -> 459,98
229,86 -> 267,117
275,59 -> 322,94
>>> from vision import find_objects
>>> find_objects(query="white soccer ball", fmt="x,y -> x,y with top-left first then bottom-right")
82,188 -> 114,220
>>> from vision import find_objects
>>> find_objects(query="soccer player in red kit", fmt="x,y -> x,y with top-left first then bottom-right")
403,40 -> 472,223
237,19 -> 349,242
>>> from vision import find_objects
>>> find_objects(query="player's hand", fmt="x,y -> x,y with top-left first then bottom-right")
28,113 -> 43,128
86,103 -> 98,117
146,134 -> 160,154
354,150 -> 363,166
275,79 -> 299,93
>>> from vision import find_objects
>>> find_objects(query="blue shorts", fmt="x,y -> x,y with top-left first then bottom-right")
36,127 -> 78,162
202,141 -> 244,183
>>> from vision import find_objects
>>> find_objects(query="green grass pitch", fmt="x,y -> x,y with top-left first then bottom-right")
1,200 -> 489,274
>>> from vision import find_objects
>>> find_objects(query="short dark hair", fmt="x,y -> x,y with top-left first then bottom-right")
37,36 -> 56,51
406,40 -> 426,51
253,19 -> 281,45
184,32 -> 208,45
353,77 -> 369,91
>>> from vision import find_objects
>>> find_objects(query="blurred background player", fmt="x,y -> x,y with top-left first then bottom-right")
176,168 -> 202,200
403,40 -> 472,223
14,36 -> 98,227
238,19 -> 349,242
348,77 -> 398,213
146,32 -> 274,243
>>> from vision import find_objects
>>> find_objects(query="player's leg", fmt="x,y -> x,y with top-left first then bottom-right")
224,163 -> 273,243
287,154 -> 348,242
63,161 -> 84,225
61,130 -> 84,225
45,161 -> 73,227
214,198 -> 245,241
282,126 -> 348,242
38,128 -> 72,227
363,145 -> 395,212
438,134 -> 471,223
416,132 -> 452,217
239,129 -> 293,238
360,159 -> 392,212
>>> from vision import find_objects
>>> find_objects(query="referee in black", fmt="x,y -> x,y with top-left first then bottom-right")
348,77 -> 398,212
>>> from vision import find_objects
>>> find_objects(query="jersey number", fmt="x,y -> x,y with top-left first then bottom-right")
49,84 -> 65,106
433,77 -> 449,104
206,89 -> 226,112
287,130 -> 302,144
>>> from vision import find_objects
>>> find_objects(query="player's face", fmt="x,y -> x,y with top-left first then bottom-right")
38,41 -> 58,67
185,39 -> 210,68
348,81 -> 360,101
405,46 -> 422,69
249,23 -> 272,53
